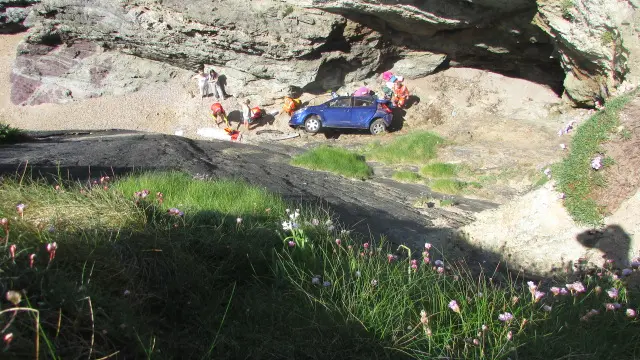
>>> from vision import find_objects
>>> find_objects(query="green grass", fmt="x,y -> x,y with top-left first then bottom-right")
553,91 -> 636,225
421,162 -> 458,178
291,145 -> 373,179
1,171 -> 639,359
367,131 -> 445,164
392,171 -> 422,183
430,179 -> 469,194
0,123 -> 26,144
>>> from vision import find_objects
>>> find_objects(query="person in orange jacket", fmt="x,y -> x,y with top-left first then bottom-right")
392,77 -> 410,108
210,102 -> 229,127
282,96 -> 301,116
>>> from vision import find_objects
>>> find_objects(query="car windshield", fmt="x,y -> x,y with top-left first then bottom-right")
328,98 -> 352,108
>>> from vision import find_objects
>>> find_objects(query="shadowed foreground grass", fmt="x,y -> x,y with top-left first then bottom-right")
291,145 -> 373,180
0,172 -> 639,359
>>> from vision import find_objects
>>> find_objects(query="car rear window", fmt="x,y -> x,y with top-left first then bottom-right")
328,98 -> 352,108
353,98 -> 373,107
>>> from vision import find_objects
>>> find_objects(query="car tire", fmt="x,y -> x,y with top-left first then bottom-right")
305,115 -> 322,133
369,118 -> 386,135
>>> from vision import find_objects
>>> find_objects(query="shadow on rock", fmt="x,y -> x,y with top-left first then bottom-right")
576,224 -> 633,267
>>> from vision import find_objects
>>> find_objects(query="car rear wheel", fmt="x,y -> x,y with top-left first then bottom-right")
369,118 -> 386,135
305,115 -> 322,133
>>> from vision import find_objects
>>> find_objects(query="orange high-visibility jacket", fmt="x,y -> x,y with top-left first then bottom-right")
210,103 -> 225,115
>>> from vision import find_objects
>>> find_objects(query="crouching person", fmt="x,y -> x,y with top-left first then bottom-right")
392,77 -> 410,108
210,102 -> 229,127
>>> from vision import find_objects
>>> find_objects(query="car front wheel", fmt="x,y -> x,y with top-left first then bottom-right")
305,115 -> 322,133
369,118 -> 386,135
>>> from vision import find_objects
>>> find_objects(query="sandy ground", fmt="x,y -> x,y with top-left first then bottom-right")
0,33 -> 292,137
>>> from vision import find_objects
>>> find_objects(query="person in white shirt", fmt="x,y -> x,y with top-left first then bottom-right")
192,70 -> 209,98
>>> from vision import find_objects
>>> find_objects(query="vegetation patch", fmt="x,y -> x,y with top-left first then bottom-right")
421,162 -> 458,178
553,91 -> 635,225
291,145 -> 373,179
392,170 -> 422,183
0,123 -> 27,144
367,131 -> 445,164
0,172 -> 639,359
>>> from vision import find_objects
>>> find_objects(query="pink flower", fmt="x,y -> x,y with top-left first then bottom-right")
335,238 -> 341,246
437,266 -> 444,274
473,338 -> 480,346
605,303 -> 621,311
363,242 -> 370,249
288,241 -> 295,247
167,208 -> 184,217
448,300 -> 460,313
46,242 -> 58,262
534,291 -> 545,302
9,244 -> 16,260
29,254 -> 36,268
626,309 -> 637,318
347,245 -> 352,250
387,254 -> 395,263
411,263 -> 418,271
506,331 -> 513,341
16,203 -> 25,218
607,288 -> 619,299
498,312 -> 514,322
566,281 -> 585,294
423,257 -> 430,264
527,281 -> 537,294
424,242 -> 432,250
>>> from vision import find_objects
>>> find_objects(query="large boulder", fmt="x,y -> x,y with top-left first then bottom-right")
535,0 -> 639,106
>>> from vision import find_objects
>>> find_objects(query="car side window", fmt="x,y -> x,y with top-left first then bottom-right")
328,98 -> 351,108
353,98 -> 373,107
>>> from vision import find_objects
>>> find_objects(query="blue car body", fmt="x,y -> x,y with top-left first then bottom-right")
288,96 -> 393,134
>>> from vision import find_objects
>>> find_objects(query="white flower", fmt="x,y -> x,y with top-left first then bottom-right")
327,225 -> 335,231
311,218 -> 319,226
236,217 -> 242,224
282,221 -> 292,231
560,143 -> 566,150
434,260 -> 444,267
542,305 -> 552,312
323,281 -> 331,287
591,156 -> 603,170
355,271 -> 361,278
311,275 -> 321,285
371,279 -> 378,286
124,290 -> 131,296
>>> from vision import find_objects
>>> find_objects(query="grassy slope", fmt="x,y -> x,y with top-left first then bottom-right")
0,172 -> 638,360
553,92 -> 635,225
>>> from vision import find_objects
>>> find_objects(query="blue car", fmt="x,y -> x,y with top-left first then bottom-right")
289,96 -> 394,135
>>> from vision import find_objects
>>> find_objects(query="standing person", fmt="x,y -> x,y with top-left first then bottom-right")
210,102 -> 229,127
282,96 -> 301,116
392,77 -> 410,108
208,69 -> 225,100
240,99 -> 251,131
192,70 -> 209,98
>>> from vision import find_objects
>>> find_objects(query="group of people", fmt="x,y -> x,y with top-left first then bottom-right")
349,71 -> 411,108
194,66 -> 409,133
193,68 -> 226,99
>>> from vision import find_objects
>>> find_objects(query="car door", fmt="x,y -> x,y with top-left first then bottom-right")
321,97 -> 352,127
351,97 -> 376,128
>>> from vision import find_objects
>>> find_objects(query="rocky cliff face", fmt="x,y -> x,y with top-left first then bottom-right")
5,0 -> 639,106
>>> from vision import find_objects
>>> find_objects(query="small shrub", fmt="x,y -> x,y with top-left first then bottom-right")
0,123 -> 25,144
291,146 -> 373,180
560,0 -> 575,20
282,5 -> 295,17
601,30 -> 615,45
